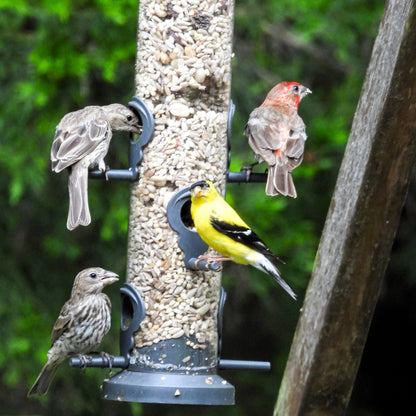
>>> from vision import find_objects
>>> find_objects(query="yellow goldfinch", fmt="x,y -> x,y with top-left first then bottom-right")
190,180 -> 296,299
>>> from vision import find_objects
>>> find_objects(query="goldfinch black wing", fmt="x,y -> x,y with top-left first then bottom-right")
210,218 -> 282,263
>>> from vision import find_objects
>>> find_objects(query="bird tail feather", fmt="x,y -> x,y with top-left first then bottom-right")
27,362 -> 59,397
256,255 -> 297,299
266,164 -> 297,198
67,165 -> 91,230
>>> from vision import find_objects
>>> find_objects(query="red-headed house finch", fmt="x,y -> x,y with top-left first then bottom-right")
27,267 -> 119,397
244,81 -> 311,197
51,104 -> 141,230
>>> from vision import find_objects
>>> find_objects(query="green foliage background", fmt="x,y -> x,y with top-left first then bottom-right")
1,0 -> 414,415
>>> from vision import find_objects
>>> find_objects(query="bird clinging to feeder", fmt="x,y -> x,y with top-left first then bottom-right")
244,81 -> 311,197
189,180 -> 296,299
27,267 -> 119,397
51,104 -> 141,230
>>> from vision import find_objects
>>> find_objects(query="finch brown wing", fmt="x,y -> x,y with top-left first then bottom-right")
50,305 -> 72,346
284,122 -> 307,171
51,108 -> 110,172
245,107 -> 288,165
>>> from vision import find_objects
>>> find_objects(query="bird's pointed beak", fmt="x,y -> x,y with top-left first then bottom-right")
191,185 -> 203,198
101,270 -> 119,286
189,180 -> 208,198
301,86 -> 312,98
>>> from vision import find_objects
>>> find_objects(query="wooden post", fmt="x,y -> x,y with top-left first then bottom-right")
103,0 -> 236,405
275,1 -> 416,414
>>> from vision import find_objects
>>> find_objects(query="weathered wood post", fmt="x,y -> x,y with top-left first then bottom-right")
103,0 -> 236,405
274,1 -> 416,414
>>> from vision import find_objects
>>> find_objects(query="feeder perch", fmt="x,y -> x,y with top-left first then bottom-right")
227,171 -> 268,183
88,97 -> 154,181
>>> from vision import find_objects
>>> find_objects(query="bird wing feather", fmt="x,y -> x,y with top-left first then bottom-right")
210,217 -> 281,262
286,132 -> 306,159
245,107 -> 290,165
51,108 -> 110,172
50,303 -> 73,346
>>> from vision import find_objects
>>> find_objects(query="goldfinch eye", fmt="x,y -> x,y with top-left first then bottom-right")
89,273 -> 97,278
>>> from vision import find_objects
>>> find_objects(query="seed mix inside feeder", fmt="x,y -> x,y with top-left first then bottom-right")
80,0 -> 271,405
99,0 -> 235,405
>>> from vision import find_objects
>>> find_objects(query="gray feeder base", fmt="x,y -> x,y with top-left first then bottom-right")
102,370 -> 235,405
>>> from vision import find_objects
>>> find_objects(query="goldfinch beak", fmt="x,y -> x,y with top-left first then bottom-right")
192,186 -> 202,198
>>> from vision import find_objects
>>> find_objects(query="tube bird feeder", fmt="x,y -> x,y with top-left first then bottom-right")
60,0 -> 271,405
100,0 -> 237,405
66,0 -> 273,404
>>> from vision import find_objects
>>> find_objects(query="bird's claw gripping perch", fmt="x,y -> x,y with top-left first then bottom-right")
240,164 -> 254,182
104,166 -> 110,181
100,351 -> 114,369
77,354 -> 93,370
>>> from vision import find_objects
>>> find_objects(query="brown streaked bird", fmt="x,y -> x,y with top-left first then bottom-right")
51,104 -> 141,230
244,81 -> 311,197
27,267 -> 119,397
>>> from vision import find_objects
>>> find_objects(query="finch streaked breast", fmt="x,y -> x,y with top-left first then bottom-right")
27,267 -> 119,397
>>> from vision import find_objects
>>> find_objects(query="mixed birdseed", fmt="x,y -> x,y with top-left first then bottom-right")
127,0 -> 234,353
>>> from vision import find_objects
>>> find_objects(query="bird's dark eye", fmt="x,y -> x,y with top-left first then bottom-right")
89,273 -> 97,278
127,115 -> 133,121
292,85 -> 299,92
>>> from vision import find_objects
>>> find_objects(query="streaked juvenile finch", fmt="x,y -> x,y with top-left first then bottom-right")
27,267 -> 119,397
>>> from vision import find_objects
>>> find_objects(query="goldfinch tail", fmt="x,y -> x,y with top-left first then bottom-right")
256,256 -> 297,300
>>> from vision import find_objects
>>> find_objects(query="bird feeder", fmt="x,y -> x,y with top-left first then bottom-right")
70,0 -> 272,406
105,0 -> 235,404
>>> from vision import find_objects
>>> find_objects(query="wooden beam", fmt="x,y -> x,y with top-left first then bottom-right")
275,1 -> 416,414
